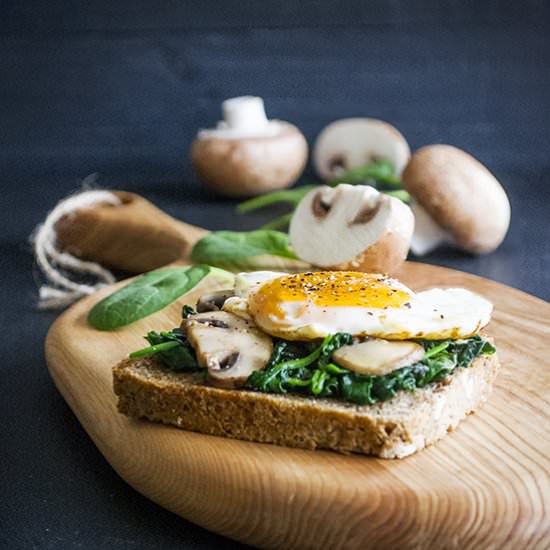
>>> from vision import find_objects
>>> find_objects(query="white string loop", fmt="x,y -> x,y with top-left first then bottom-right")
31,189 -> 122,309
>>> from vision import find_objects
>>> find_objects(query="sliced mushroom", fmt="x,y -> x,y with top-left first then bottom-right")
333,338 -> 425,376
196,290 -> 234,313
313,118 -> 410,180
183,311 -> 273,389
289,184 -> 414,273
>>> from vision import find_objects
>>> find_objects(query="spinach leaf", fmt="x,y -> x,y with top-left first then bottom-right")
260,212 -> 294,231
340,373 -> 375,404
246,333 -> 353,396
340,337 -> 495,405
182,305 -> 196,319
237,186 -> 317,214
88,265 -> 211,331
129,328 -> 200,372
246,343 -> 322,393
236,160 -> 410,232
266,340 -> 317,368
236,187 -> 318,232
317,332 -> 354,367
247,335 -> 495,406
327,159 -> 402,189
449,336 -> 496,368
190,230 -> 298,269
341,353 -> 456,405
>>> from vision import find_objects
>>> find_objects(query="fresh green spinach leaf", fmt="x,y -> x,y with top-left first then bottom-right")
260,212 -> 294,231
130,328 -> 200,372
237,186 -> 317,214
88,265 -> 211,331
190,230 -> 298,269
236,160 -> 410,232
182,305 -> 196,319
327,159 -> 401,188
247,335 -> 495,406
246,333 -> 353,396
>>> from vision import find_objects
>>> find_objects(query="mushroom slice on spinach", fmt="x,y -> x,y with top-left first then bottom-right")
333,338 -> 425,376
183,311 -> 273,389
196,290 -> 234,313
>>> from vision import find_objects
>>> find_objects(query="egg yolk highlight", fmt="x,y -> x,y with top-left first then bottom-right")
249,272 -> 412,319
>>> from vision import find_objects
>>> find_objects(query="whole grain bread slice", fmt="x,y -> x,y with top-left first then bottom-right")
113,349 -> 499,459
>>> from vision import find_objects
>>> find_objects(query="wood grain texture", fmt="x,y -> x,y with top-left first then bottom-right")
56,192 -> 208,273
45,262 -> 550,549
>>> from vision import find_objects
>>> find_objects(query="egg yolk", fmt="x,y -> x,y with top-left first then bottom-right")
249,272 -> 412,319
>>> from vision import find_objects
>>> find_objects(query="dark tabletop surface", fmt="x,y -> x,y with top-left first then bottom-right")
1,1 -> 549,548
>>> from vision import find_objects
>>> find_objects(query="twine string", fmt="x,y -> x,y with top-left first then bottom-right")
30,189 -> 122,309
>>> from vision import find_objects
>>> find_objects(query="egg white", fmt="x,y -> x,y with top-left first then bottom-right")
223,271 -> 493,341
223,271 -> 288,321
234,271 -> 288,298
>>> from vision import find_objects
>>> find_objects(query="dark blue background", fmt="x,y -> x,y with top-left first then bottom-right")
1,1 -> 549,548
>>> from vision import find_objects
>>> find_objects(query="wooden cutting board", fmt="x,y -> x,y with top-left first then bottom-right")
45,261 -> 550,549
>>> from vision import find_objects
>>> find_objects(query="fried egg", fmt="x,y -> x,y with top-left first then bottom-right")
223,271 -> 492,341
222,271 -> 288,320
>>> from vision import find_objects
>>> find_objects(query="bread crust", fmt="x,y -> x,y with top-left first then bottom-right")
113,351 -> 499,459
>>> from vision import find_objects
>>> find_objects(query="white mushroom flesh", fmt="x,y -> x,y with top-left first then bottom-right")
184,311 -> 273,389
313,118 -> 411,180
409,199 -> 450,256
198,96 -> 281,139
333,338 -> 425,376
289,184 -> 414,269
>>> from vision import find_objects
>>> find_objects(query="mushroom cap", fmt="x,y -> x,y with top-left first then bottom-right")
402,145 -> 511,254
313,118 -> 410,180
289,184 -> 414,274
196,290 -> 234,313
191,122 -> 308,197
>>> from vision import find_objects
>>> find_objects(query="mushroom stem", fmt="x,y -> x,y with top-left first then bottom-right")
409,200 -> 449,256
222,96 -> 270,132
198,96 -> 279,140
192,96 -> 308,196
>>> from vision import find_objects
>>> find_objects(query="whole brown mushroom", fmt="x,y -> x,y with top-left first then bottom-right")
402,145 -> 511,255
191,96 -> 308,197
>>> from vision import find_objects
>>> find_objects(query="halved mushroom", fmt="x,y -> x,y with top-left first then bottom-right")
403,145 -> 511,255
191,96 -> 308,197
196,290 -> 234,313
313,118 -> 410,180
183,311 -> 273,389
333,338 -> 425,376
289,184 -> 414,273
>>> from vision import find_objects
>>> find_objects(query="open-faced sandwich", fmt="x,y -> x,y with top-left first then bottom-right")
113,271 -> 498,458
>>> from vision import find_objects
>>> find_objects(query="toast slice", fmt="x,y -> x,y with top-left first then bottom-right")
113,350 -> 499,459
